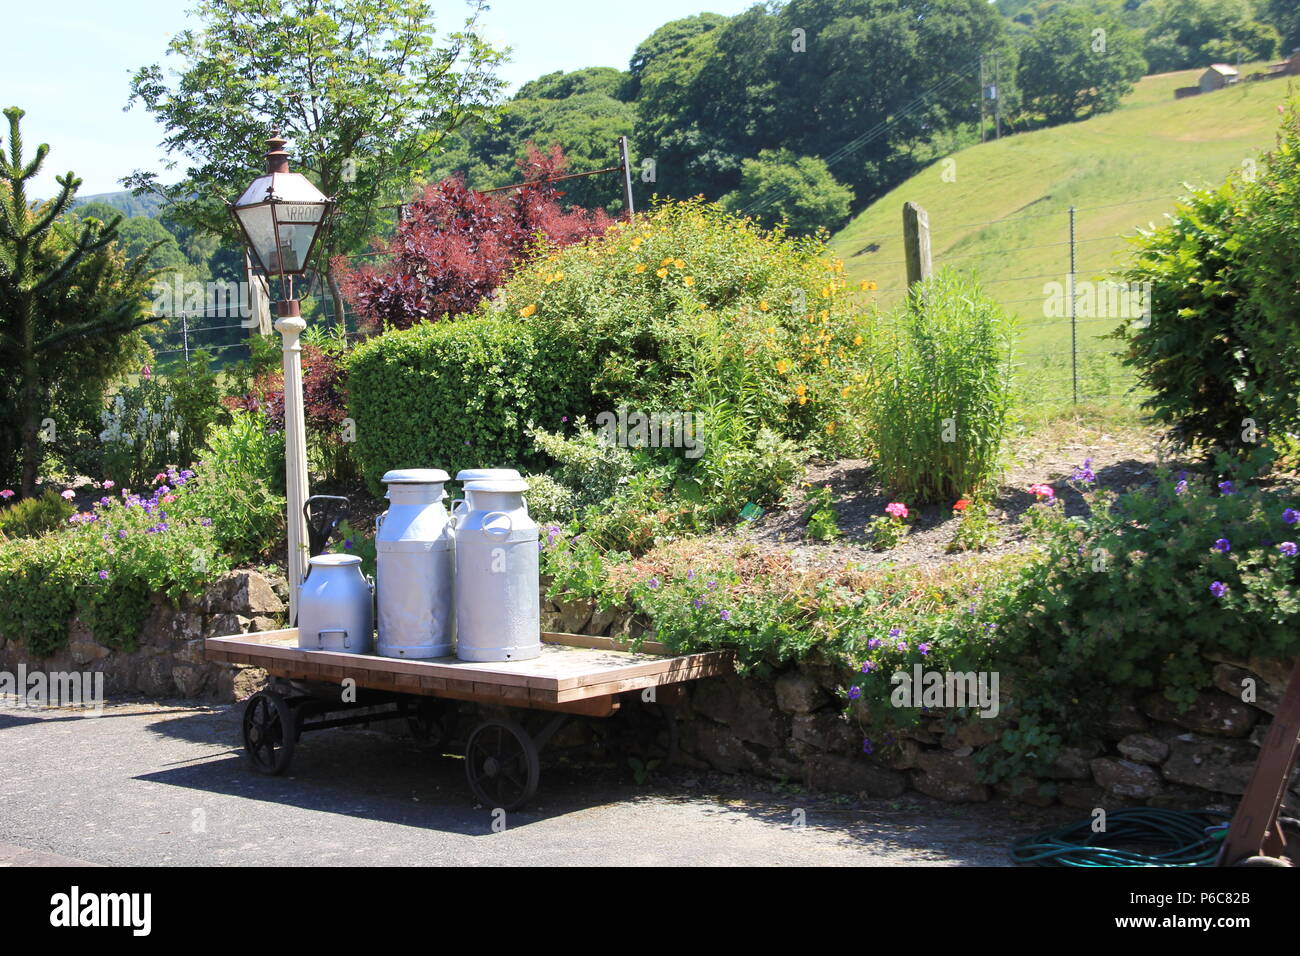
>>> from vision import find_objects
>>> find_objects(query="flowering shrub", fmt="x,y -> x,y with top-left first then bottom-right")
0,413 -> 285,656
867,502 -> 909,550
340,145 -> 613,331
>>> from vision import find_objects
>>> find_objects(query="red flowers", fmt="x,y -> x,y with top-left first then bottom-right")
953,498 -> 971,512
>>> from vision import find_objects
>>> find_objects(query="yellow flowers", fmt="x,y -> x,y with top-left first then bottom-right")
800,333 -> 811,345
759,300 -> 769,312
656,267 -> 669,278
634,263 -> 647,274
825,422 -> 837,434
660,257 -> 673,266
766,326 -> 776,336
674,259 -> 684,269
543,270 -> 565,284
841,387 -> 852,398
631,237 -> 642,249
859,279 -> 878,291
820,358 -> 829,368
853,334 -> 863,346
795,383 -> 808,405
776,359 -> 790,374
683,275 -> 694,286
519,304 -> 537,318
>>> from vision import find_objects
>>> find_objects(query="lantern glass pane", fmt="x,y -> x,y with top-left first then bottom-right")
233,203 -> 278,274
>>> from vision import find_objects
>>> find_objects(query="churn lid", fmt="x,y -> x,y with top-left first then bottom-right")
455,468 -> 521,482
463,477 -> 529,493
308,553 -> 362,567
381,468 -> 450,485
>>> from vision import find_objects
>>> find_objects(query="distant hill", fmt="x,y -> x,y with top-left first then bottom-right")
72,190 -> 165,220
829,65 -> 1291,406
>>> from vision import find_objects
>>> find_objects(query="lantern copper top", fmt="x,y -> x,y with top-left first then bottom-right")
265,132 -> 290,174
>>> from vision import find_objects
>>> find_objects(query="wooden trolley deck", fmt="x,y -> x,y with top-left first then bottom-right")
209,628 -> 732,808
206,629 -> 734,717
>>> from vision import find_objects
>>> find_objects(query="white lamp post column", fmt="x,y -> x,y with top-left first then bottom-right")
228,132 -> 335,625
276,308 -> 310,624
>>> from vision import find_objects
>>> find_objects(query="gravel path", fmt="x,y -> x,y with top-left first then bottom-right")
0,697 -> 1051,867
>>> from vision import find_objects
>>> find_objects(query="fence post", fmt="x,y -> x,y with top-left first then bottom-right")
903,201 -> 932,289
1069,205 -> 1078,405
619,135 -> 636,222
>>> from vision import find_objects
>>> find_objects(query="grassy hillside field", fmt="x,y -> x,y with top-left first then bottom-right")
831,65 -> 1294,406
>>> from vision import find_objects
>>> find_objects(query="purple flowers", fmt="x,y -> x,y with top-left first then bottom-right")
692,597 -> 703,609
918,642 -> 931,656
1283,509 -> 1299,526
719,609 -> 731,621
97,570 -> 109,581
1213,538 -> 1231,553
895,640 -> 907,652
868,637 -> 883,649
861,661 -> 876,673
862,738 -> 874,756
1210,581 -> 1227,598
1070,458 -> 1096,484
888,626 -> 902,638
847,686 -> 862,700
648,577 -> 659,589
1280,542 -> 1298,557
1218,480 -> 1235,495
200,517 -> 212,527
1175,479 -> 1188,495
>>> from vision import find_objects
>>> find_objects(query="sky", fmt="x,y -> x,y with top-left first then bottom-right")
2,0 -> 756,198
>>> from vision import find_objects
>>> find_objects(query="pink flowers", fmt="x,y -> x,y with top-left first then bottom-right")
60,489 -> 75,501
1029,483 -> 1055,500
102,480 -> 115,490
0,489 -> 12,500
885,502 -> 908,519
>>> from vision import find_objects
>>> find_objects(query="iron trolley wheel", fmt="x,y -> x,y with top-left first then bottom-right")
242,689 -> 295,775
464,718 -> 540,811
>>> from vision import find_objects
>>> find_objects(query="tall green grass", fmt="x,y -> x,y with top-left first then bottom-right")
867,271 -> 1015,503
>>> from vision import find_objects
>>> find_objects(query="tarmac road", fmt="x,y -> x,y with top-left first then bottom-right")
0,697 -> 1045,866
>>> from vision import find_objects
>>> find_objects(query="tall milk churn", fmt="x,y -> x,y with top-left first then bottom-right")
375,469 -> 455,659
297,553 -> 374,653
455,477 -> 540,662
452,468 -> 521,523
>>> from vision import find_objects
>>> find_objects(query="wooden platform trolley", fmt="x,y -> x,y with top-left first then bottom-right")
205,629 -> 734,810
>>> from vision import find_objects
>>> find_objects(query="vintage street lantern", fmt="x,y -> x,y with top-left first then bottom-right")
230,133 -> 335,623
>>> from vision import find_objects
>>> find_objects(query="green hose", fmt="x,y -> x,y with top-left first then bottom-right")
1010,807 -> 1230,867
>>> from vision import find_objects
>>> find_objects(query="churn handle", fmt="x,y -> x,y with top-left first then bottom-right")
319,628 -> 348,649
483,511 -> 513,537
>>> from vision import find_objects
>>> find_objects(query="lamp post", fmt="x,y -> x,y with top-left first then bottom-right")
230,133 -> 335,624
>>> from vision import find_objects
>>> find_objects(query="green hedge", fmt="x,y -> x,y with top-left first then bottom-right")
344,312 -> 599,495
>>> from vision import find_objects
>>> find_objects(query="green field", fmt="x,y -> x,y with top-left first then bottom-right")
830,65 -> 1292,406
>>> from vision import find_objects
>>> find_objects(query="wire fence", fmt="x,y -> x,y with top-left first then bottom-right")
855,194 -> 1177,409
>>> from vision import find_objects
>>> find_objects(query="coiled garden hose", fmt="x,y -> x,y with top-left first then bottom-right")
1010,808 -> 1231,867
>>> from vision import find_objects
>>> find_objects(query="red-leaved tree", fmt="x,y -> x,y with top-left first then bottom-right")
339,144 -> 614,331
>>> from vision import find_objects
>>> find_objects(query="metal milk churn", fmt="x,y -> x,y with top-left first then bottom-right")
452,468 -> 521,522
455,477 -> 540,662
297,553 -> 374,653
375,469 -> 456,659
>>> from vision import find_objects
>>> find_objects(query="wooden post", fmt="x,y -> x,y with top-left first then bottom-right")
903,201 -> 932,289
618,135 -> 636,222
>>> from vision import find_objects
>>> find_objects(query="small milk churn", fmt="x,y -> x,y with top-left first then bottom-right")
452,468 -> 521,522
375,469 -> 456,659
455,477 -> 540,662
297,553 -> 374,653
